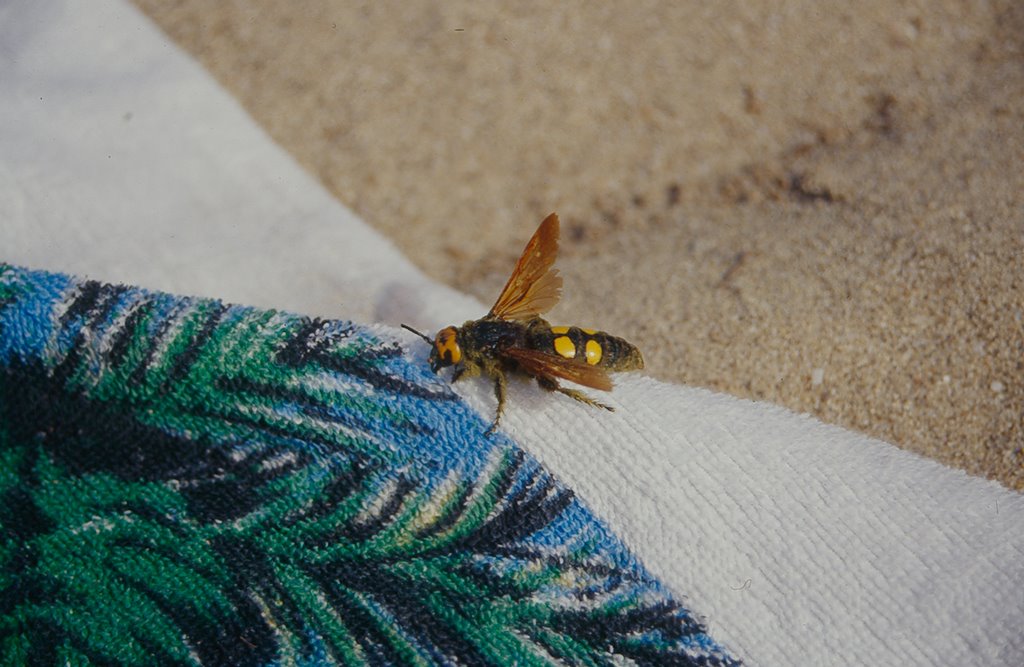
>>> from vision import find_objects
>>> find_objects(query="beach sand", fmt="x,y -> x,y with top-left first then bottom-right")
133,1 -> 1023,490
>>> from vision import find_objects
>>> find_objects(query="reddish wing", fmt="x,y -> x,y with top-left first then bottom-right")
504,347 -> 613,391
487,213 -> 563,321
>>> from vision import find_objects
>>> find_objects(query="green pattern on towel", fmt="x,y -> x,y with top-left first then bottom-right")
0,264 -> 738,666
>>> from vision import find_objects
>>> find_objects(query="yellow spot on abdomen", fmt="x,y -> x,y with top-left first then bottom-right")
554,335 -> 576,358
581,328 -> 596,335
585,339 -> 603,365
551,326 -> 570,334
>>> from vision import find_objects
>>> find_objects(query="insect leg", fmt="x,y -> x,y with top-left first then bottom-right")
537,375 -> 613,412
485,370 -> 508,435
557,387 -> 614,412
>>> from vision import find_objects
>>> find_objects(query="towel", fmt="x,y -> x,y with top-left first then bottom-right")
2,1 -> 1022,664
0,263 -> 737,664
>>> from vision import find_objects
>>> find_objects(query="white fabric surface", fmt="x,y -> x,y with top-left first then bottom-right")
2,1 -> 1022,665
0,0 -> 473,326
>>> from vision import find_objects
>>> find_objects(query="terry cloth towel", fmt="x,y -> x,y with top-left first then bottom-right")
0,263 -> 738,665
3,1 -> 1024,665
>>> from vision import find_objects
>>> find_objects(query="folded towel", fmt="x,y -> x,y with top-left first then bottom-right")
0,263 -> 738,664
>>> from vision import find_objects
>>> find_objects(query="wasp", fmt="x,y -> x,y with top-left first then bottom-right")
403,213 -> 644,433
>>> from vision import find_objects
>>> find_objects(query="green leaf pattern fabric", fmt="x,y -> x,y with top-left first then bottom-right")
0,264 -> 739,666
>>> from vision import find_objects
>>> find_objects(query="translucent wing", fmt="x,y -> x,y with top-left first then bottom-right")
504,347 -> 614,391
487,213 -> 563,321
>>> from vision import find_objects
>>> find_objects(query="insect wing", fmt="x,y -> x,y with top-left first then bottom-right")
487,213 -> 563,321
504,347 -> 613,391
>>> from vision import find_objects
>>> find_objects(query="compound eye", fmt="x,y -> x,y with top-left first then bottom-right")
434,327 -> 462,366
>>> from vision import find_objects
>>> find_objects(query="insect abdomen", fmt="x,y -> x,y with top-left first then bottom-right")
529,324 -> 644,371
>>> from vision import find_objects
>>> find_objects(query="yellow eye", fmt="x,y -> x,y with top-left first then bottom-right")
434,327 -> 462,365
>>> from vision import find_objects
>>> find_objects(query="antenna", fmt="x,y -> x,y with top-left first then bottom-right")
401,324 -> 433,344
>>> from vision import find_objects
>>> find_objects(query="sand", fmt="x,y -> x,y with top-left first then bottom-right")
132,1 -> 1023,491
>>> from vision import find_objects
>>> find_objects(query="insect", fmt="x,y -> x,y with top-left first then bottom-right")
402,213 -> 643,433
